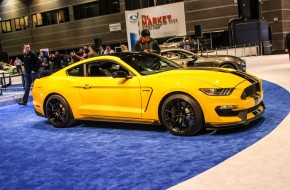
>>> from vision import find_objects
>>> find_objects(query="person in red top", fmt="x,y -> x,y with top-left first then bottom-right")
9,59 -> 13,66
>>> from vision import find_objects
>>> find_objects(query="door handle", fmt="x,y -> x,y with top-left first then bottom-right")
82,84 -> 91,89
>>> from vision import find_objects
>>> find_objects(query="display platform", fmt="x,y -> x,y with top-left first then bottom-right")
0,80 -> 289,189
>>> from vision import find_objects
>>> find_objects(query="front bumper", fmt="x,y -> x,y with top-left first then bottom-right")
205,101 -> 265,130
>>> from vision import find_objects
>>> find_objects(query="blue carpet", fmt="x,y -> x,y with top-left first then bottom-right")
0,80 -> 289,190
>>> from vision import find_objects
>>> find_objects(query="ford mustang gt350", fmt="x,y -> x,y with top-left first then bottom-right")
32,52 -> 264,136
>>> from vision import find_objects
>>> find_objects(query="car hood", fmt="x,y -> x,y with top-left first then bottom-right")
148,67 -> 251,88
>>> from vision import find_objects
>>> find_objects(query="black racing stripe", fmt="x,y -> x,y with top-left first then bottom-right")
183,67 -> 259,84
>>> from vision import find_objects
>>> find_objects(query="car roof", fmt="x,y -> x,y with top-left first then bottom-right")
106,51 -> 160,58
160,48 -> 195,54
168,36 -> 186,39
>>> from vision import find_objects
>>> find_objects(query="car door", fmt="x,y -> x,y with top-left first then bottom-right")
194,56 -> 214,67
79,60 -> 142,119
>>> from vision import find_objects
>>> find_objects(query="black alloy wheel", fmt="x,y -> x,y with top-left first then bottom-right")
160,94 -> 204,136
45,95 -> 75,128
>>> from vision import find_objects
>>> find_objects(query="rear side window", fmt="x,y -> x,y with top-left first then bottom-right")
66,64 -> 84,76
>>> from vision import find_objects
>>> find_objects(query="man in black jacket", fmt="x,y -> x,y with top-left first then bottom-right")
134,29 -> 161,54
18,44 -> 41,106
285,33 -> 290,61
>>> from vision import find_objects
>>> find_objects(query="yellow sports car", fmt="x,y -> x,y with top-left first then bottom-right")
32,52 -> 265,136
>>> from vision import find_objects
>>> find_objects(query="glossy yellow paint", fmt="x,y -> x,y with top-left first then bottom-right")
32,55 -> 264,128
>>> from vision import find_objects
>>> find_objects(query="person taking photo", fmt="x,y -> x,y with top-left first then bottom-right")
134,29 -> 161,54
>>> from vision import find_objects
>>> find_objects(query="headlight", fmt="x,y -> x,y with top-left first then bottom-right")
237,58 -> 246,66
200,88 -> 234,96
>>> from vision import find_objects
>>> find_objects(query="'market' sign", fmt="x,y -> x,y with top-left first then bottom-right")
125,2 -> 186,51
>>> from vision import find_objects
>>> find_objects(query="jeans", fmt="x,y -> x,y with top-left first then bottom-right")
16,65 -> 23,75
22,72 -> 39,104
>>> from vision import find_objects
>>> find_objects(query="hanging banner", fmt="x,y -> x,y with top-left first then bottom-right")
125,2 -> 186,51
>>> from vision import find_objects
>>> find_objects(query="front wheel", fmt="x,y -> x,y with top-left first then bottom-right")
45,95 -> 75,128
12,68 -> 17,74
186,61 -> 195,67
160,94 -> 204,136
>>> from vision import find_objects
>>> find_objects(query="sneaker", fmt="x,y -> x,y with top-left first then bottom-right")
18,102 -> 27,106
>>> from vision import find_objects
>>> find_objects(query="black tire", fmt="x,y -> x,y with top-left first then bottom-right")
12,68 -> 17,74
186,61 -> 195,67
160,94 -> 204,136
45,94 -> 75,128
220,63 -> 236,70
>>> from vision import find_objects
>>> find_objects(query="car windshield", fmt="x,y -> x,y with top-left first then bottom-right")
161,50 -> 199,59
178,50 -> 199,59
114,53 -> 182,76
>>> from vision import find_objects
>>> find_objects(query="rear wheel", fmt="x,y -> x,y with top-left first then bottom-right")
45,95 -> 75,128
160,94 -> 204,136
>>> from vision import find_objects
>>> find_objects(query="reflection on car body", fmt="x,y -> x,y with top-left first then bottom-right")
33,52 -> 264,136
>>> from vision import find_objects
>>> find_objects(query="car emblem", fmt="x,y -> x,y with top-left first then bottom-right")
129,15 -> 138,23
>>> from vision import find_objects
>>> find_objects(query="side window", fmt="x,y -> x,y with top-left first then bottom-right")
87,63 -> 106,77
66,64 -> 84,76
163,51 -> 180,59
98,61 -> 129,76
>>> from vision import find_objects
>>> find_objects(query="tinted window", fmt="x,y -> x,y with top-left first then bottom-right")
119,53 -> 181,75
67,65 -> 84,76
32,8 -> 70,28
74,0 -> 120,20
86,61 -> 130,77
1,20 -> 12,33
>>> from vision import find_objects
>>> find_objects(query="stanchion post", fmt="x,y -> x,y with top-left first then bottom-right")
243,44 -> 246,59
235,46 -> 236,56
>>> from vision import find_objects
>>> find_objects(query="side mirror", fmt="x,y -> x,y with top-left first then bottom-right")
112,71 -> 129,78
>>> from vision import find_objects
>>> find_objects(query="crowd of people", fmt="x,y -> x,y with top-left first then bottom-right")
39,44 -> 122,73
7,44 -> 130,77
